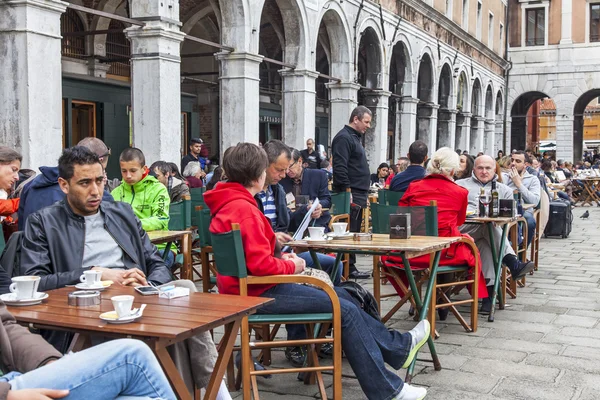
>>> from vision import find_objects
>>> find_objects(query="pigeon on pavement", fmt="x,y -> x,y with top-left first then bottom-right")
581,211 -> 590,219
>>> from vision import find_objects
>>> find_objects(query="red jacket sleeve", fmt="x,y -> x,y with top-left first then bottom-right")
0,199 -> 18,217
457,187 -> 468,226
239,215 -> 296,277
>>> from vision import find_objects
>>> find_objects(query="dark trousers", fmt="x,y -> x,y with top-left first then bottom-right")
349,190 -> 368,272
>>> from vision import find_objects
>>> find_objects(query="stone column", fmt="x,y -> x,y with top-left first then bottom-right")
455,112 -> 472,152
484,119 -> 496,156
280,69 -> 319,150
437,109 -> 457,149
561,0 -> 573,44
416,103 -> 439,154
393,100 -> 403,159
363,90 -> 391,167
215,52 -> 263,153
556,114 -> 574,162
0,0 -> 67,169
495,116 -> 504,154
126,1 -> 185,164
400,97 -> 419,155
470,116 -> 485,154
327,82 -> 360,146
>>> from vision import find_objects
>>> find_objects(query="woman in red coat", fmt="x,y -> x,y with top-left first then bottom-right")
0,147 -> 22,219
381,147 -> 487,318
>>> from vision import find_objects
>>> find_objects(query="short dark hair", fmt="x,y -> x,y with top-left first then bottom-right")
408,140 -> 428,164
190,138 -> 203,146
223,143 -> 268,187
0,146 -> 22,164
263,140 -> 291,165
119,147 -> 145,166
58,146 -> 102,181
166,162 -> 185,180
349,106 -> 372,124
512,150 -> 530,164
290,148 -> 302,163
150,161 -> 169,176
541,159 -> 553,172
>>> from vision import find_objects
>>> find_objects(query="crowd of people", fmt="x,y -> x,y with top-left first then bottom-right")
0,103 -> 590,399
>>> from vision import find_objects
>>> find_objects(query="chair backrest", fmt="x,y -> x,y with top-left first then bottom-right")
196,206 -> 212,247
377,189 -> 404,206
331,191 -> 351,215
210,224 -> 248,279
190,188 -> 206,227
370,201 -> 438,236
0,233 -> 5,255
168,196 -> 191,230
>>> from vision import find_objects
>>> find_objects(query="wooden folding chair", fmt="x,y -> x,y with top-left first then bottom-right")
210,224 -> 343,399
330,190 -> 351,279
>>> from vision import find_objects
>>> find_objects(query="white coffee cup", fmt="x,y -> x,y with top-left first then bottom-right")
308,227 -> 326,240
332,222 -> 348,235
111,295 -> 135,318
80,270 -> 102,286
9,276 -> 40,300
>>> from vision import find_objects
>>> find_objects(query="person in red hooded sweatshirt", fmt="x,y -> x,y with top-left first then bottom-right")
205,143 -> 431,400
381,147 -> 487,320
0,147 -> 22,220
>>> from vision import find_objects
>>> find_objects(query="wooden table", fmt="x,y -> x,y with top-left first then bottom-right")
573,177 -> 600,206
148,230 -> 193,280
287,234 -> 461,383
7,286 -> 272,400
464,216 -> 517,322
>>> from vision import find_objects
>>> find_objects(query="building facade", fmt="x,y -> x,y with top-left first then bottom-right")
507,0 -> 600,162
0,0 -> 507,173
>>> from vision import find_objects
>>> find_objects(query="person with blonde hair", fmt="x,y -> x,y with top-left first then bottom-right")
381,147 -> 487,320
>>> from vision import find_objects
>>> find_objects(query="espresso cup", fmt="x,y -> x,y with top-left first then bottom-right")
111,295 -> 135,318
9,276 -> 40,300
308,227 -> 326,240
331,222 -> 348,235
80,270 -> 102,286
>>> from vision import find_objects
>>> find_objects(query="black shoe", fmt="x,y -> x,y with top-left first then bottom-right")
234,352 -> 272,379
437,307 -> 449,321
285,346 -> 306,367
349,270 -> 370,280
509,260 -> 535,280
408,305 -> 415,316
319,342 -> 333,358
480,298 -> 492,315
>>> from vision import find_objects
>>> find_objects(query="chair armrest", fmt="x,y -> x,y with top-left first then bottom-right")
455,237 -> 479,271
329,214 -> 350,229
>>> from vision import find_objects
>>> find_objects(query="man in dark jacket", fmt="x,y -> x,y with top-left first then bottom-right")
390,140 -> 429,193
18,138 -> 114,230
21,147 -> 171,291
331,106 -> 372,279
280,149 -> 331,231
300,138 -> 322,169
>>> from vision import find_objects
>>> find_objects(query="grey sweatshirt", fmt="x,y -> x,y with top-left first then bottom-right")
456,174 -> 514,212
501,170 -> 541,207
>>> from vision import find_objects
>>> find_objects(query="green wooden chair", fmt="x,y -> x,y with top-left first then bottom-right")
370,201 -> 479,334
168,197 -> 191,231
210,224 -> 342,400
329,191 -> 352,279
377,189 -> 404,206
190,187 -> 206,228
0,233 -> 5,255
193,206 -> 217,291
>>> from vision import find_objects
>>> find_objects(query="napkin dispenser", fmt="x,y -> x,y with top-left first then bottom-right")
498,199 -> 516,218
390,214 -> 411,239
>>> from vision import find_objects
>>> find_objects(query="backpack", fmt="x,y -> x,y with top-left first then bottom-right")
339,281 -> 381,322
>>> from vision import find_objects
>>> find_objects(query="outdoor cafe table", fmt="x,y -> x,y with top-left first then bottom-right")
573,176 -> 600,206
286,234 -> 461,383
148,230 -> 193,280
464,216 -> 518,322
6,286 -> 272,400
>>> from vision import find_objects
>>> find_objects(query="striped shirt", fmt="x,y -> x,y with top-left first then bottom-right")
257,187 -> 277,227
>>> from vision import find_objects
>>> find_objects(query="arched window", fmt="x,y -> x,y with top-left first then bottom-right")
457,73 -> 467,111
61,9 -> 86,58
106,20 -> 131,78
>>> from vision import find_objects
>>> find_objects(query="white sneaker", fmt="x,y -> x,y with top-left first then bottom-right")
394,383 -> 427,400
402,320 -> 431,368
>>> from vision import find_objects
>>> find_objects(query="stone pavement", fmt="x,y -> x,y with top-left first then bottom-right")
227,207 -> 600,400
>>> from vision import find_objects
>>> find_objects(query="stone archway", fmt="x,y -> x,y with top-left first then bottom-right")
470,78 -> 483,154
389,40 -> 411,161
436,63 -> 453,149
510,91 -> 550,152
573,89 -> 600,162
416,52 -> 436,152
495,91 -> 504,154
483,84 -> 494,155
455,70 -> 470,152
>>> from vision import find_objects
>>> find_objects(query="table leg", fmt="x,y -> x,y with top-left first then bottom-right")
488,223 -> 508,322
181,233 -> 192,281
153,341 -> 192,400
403,251 -> 442,383
67,333 -> 91,353
205,319 -> 242,400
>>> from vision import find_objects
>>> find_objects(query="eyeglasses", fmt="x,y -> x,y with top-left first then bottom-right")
100,148 -> 111,158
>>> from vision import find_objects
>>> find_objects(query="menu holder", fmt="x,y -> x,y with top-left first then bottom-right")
498,199 -> 516,218
389,213 -> 411,239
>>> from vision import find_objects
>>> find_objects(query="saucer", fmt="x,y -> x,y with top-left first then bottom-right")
99,310 -> 142,324
303,236 -> 333,243
1,292 -> 48,306
75,281 -> 111,291
327,232 -> 353,240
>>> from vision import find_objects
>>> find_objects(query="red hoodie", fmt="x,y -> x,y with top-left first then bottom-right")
204,182 -> 296,296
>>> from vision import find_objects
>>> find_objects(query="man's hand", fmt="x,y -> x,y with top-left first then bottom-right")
92,267 -> 147,287
285,253 -> 306,274
509,167 -> 523,188
274,232 -> 293,246
8,389 -> 69,400
310,203 -> 323,219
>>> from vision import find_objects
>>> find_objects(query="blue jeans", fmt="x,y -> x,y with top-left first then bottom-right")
159,249 -> 175,269
286,252 -> 343,341
4,339 -> 175,400
523,211 -> 536,245
259,284 -> 412,400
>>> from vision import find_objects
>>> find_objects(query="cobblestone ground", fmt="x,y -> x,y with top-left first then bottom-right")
227,207 -> 600,400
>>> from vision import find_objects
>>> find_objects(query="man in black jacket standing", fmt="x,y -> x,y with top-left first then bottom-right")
332,105 -> 372,279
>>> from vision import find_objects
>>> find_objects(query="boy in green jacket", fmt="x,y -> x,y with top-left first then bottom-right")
111,148 -> 172,264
